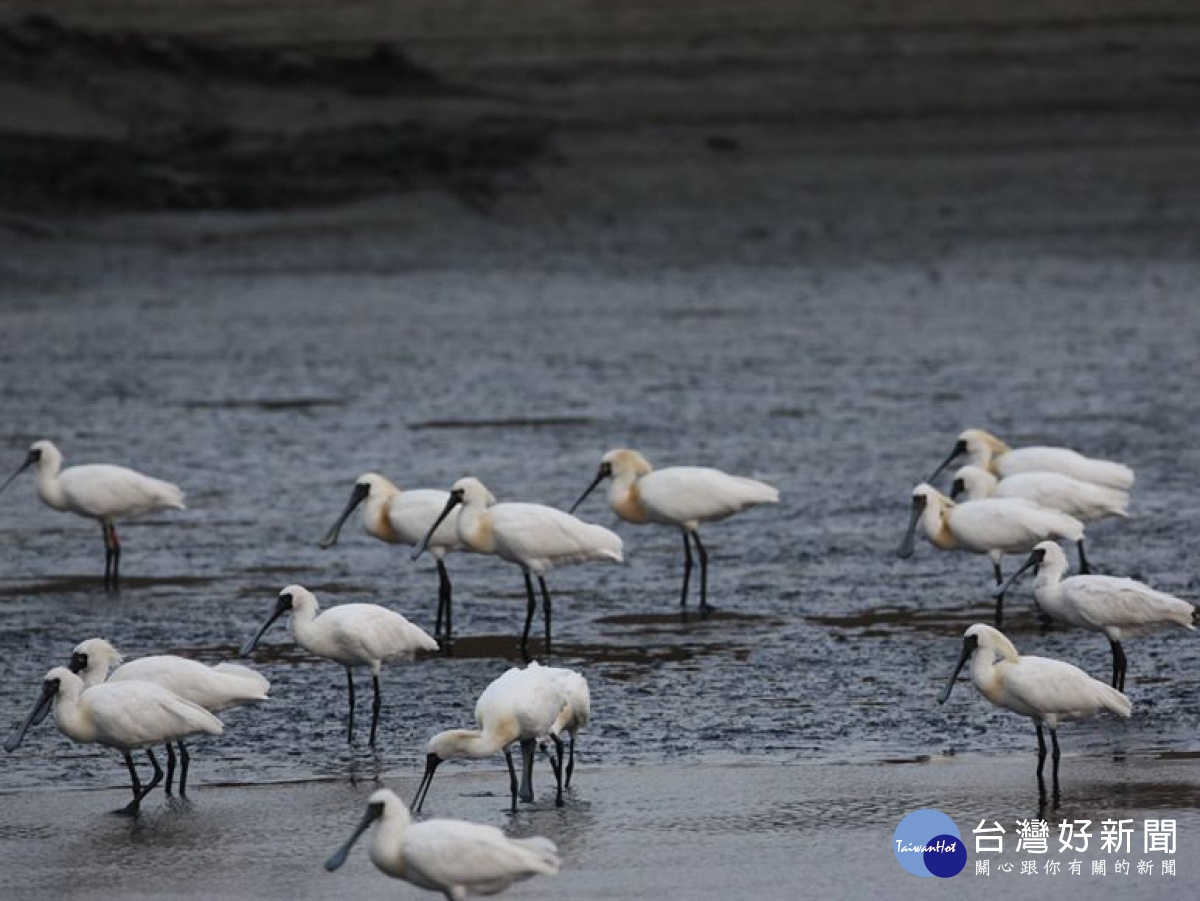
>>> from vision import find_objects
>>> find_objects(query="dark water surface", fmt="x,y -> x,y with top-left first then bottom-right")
3,134 -> 1200,896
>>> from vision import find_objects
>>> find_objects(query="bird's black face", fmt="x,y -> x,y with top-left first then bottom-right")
938,634 -> 979,705
69,652 -> 88,674
411,752 -> 443,812
450,487 -> 465,503
241,592 -> 294,657
276,591 -> 295,612
991,547 -> 1047,599
5,677 -> 59,752
928,439 -> 968,483
324,800 -> 385,872
27,448 -> 42,464
569,460 -> 612,514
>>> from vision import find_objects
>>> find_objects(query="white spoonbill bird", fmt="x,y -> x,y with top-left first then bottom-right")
994,541 -> 1196,690
950,464 -> 1126,568
414,477 -> 622,657
0,439 -> 185,589
896,483 -> 1087,627
929,428 -> 1134,490
570,448 -> 779,611
241,585 -> 437,746
413,663 -> 579,813
4,666 -> 222,815
938,624 -> 1131,801
66,637 -> 269,794
325,788 -> 560,899
320,473 -> 465,642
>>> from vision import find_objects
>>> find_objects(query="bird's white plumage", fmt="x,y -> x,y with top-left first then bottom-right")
952,465 -> 1129,522
1031,541 -> 1195,641
25,441 -> 185,520
283,586 -> 438,672
954,624 -> 1131,729
73,638 -> 270,712
536,663 -> 591,737
909,483 -> 1084,561
339,789 -> 559,900
454,478 -> 623,574
957,428 -> 1134,490
44,667 -> 223,750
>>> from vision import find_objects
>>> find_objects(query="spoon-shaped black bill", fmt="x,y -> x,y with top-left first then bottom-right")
5,680 -> 57,752
319,482 -> 370,549
896,495 -> 926,559
411,753 -> 441,813
412,496 -> 460,561
991,548 -> 1045,599
240,595 -> 290,657
937,635 -> 978,705
324,801 -> 384,871
0,452 -> 35,497
928,440 -> 967,484
569,466 -> 609,514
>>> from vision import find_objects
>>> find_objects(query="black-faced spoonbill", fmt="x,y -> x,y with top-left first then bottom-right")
4,666 -> 222,815
938,624 -> 1131,803
412,662 -> 581,813
570,448 -> 779,612
0,439 -> 185,590
66,637 -> 269,794
241,585 -> 437,746
994,541 -> 1195,690
929,428 -> 1135,490
320,473 -> 466,642
414,477 -> 622,657
950,464 -> 1126,570
896,483 -> 1087,627
325,788 -> 560,898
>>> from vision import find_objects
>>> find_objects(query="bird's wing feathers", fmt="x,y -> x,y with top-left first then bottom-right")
1064,577 -> 1195,630
638,467 -> 778,525
403,820 -> 559,892
58,464 -> 184,519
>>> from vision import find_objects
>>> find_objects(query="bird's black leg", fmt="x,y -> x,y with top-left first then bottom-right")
177,742 -> 190,796
369,673 -> 382,747
520,573 -> 537,661
504,748 -> 518,813
566,731 -> 576,788
436,559 -> 453,649
142,748 -> 164,800
993,561 -> 1003,585
165,742 -> 177,795
551,734 -> 565,807
1077,540 -> 1091,575
110,524 -> 122,590
1050,728 -> 1062,803
345,667 -> 356,744
538,576 -> 553,657
102,522 -> 114,590
1109,639 -> 1127,692
119,751 -> 143,815
679,529 -> 694,610
518,738 -> 536,803
992,561 -> 1006,629
692,532 -> 710,615
1035,725 -> 1048,803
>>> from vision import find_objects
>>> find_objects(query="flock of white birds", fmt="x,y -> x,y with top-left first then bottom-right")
1,439 -> 780,899
900,428 -> 1194,803
1,428 -> 1195,891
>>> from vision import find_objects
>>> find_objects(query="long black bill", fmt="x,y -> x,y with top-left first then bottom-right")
896,495 -> 926,559
5,680 -> 57,752
324,801 -> 384,871
928,440 -> 967,483
0,451 -> 35,497
411,753 -> 441,813
937,635 -> 978,705
412,496 -> 461,561
241,596 -> 290,657
991,548 -> 1045,599
319,482 -> 370,549
569,466 -> 609,514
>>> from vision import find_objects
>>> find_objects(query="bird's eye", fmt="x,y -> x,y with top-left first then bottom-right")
29,449 -> 42,461
278,592 -> 293,605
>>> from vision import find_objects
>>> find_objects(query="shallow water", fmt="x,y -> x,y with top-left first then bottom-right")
4,118 -> 1200,896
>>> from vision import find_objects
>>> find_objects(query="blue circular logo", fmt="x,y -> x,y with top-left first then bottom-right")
893,809 -> 966,878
